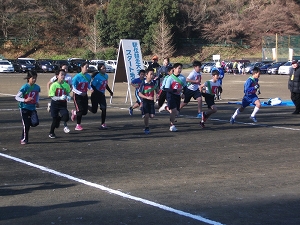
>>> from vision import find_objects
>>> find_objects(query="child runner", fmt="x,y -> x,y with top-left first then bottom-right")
71,61 -> 93,130
129,69 -> 145,116
230,66 -> 261,124
199,69 -> 221,128
48,69 -> 71,138
164,63 -> 187,132
211,63 -> 225,100
179,60 -> 203,118
15,71 -> 41,144
138,68 -> 158,134
47,64 -> 72,112
89,63 -> 113,129
158,65 -> 174,113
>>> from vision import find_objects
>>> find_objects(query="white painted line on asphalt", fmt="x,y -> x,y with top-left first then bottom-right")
0,93 -> 16,96
211,118 -> 300,131
0,152 -> 223,225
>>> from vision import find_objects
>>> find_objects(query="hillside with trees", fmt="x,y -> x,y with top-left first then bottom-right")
1,0 -> 300,60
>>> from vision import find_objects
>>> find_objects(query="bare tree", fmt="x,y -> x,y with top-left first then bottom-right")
87,15 -> 102,54
152,13 -> 176,59
177,0 -> 209,38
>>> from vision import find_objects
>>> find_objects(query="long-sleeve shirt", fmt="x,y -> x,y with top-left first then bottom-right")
72,72 -> 92,95
15,83 -> 40,110
244,76 -> 259,96
91,72 -> 109,94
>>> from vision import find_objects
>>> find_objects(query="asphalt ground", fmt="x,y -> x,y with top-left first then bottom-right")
1,71 -> 300,225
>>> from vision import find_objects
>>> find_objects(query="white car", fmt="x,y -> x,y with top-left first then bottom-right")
203,62 -> 215,73
88,60 -> 115,73
105,63 -> 115,73
278,61 -> 293,75
0,59 -> 15,72
105,60 -> 117,70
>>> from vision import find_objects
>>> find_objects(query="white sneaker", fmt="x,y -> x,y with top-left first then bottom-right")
169,125 -> 178,132
63,126 -> 70,133
159,103 -> 167,112
47,102 -> 51,112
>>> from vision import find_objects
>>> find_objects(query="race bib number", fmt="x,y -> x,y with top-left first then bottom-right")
99,80 -> 107,91
77,82 -> 88,92
55,88 -> 66,96
171,82 -> 182,94
25,90 -> 38,104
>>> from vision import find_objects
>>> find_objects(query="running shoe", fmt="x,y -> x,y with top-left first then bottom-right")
144,127 -> 150,134
71,110 -> 76,122
47,102 -> 51,112
20,140 -> 27,145
196,113 -> 202,118
49,133 -> 56,139
169,125 -> 178,132
250,116 -> 257,123
101,123 -> 107,129
229,117 -> 235,124
75,124 -> 83,131
199,121 -> 205,128
63,126 -> 70,133
159,103 -> 167,112
129,107 -> 133,115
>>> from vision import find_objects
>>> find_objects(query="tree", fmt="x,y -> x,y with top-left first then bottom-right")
176,0 -> 209,38
142,0 -> 179,53
152,13 -> 176,58
0,0 -> 29,39
87,14 -> 102,54
106,0 -> 146,47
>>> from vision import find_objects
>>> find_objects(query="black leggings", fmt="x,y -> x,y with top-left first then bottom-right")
50,113 -> 69,134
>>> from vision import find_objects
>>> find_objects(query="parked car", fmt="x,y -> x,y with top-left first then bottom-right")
35,59 -> 55,73
200,62 -> 210,72
52,60 -> 74,72
7,59 -> 22,72
245,62 -> 264,74
89,60 -> 115,73
17,58 -> 36,72
278,61 -> 293,75
89,60 -> 105,73
105,63 -> 115,73
203,62 -> 215,73
255,63 -> 272,74
105,60 -> 117,70
68,58 -> 87,73
267,62 -> 286,75
0,59 -> 14,72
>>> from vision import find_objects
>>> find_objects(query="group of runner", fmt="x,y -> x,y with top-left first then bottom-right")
15,62 -> 113,144
15,57 -> 263,143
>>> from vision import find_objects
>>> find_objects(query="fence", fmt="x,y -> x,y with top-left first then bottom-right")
262,35 -> 300,61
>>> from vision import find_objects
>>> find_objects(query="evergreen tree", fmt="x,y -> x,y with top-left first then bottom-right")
106,0 -> 146,47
